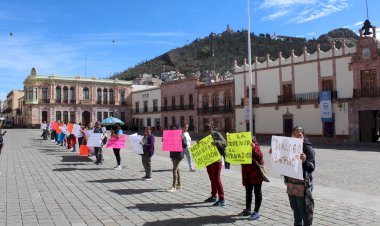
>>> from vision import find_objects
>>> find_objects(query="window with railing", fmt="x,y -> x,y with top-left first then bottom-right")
56,111 -> 61,121
180,95 -> 184,109
171,96 -> 175,109
153,99 -> 158,112
135,102 -> 139,113
103,112 -> 108,119
120,90 -> 126,105
56,86 -> 62,102
163,97 -> 168,111
83,87 -> 89,100
63,111 -> 68,123
97,112 -> 102,122
109,89 -> 114,104
189,116 -> 194,131
97,88 -> 102,103
143,101 -> 148,113
164,117 -> 168,129
180,116 -> 185,127
189,94 -> 193,108
70,87 -> 75,103
63,86 -> 68,103
103,88 -> 108,104
42,88 -> 48,103
171,116 -> 176,128
70,111 -> 75,123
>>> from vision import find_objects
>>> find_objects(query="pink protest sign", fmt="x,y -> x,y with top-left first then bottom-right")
106,134 -> 126,149
162,130 -> 183,152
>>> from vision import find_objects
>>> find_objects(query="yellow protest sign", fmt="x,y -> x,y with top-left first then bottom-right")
189,135 -> 221,170
225,132 -> 252,164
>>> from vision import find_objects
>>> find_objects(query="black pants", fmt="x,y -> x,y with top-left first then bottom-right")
113,148 -> 121,165
289,194 -> 313,226
141,152 -> 152,177
94,147 -> 103,163
0,144 -> 3,155
245,183 -> 262,213
78,137 -> 84,146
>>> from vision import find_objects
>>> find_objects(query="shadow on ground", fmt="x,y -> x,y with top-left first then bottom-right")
53,167 -> 105,172
87,178 -> 140,183
139,169 -> 172,173
143,215 -> 240,226
109,189 -> 160,195
60,155 -> 93,162
130,202 -> 210,212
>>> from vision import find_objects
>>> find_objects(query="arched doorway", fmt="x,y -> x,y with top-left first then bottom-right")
82,111 -> 91,127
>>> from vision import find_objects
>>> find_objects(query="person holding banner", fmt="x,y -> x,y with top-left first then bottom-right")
93,121 -> 105,165
111,123 -> 123,170
167,127 -> 185,192
241,137 -> 265,220
271,126 -> 315,226
204,122 -> 227,206
140,127 -> 155,180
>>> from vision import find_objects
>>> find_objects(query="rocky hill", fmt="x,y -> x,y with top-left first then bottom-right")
111,27 -> 359,80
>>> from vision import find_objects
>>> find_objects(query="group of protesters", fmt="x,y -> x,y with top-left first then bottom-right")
38,119 -> 315,225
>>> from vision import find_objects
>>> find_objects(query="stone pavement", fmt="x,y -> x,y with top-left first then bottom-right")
0,129 -> 379,226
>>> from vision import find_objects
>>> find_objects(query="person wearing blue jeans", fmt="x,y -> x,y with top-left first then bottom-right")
182,124 -> 195,172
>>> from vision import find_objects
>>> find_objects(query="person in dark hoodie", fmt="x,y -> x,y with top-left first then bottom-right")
285,126 -> 315,226
140,127 -> 155,180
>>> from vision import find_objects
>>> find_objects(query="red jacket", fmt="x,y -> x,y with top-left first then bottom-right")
242,143 -> 264,186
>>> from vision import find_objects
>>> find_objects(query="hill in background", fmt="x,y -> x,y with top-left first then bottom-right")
111,27 -> 359,81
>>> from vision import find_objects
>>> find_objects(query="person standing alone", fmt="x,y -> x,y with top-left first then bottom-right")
140,127 -> 155,180
111,123 -> 123,170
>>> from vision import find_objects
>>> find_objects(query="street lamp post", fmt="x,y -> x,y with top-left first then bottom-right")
247,0 -> 254,135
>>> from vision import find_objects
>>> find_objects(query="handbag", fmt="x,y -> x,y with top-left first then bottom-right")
253,160 -> 270,182
286,178 -> 305,197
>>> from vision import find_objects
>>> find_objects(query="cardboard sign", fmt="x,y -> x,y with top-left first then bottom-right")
87,133 -> 103,147
225,132 -> 252,164
189,135 -> 221,170
49,122 -> 55,130
162,130 -> 183,152
72,124 -> 81,137
129,133 -> 144,154
41,123 -> 47,130
59,126 -> 70,136
270,136 -> 304,180
106,134 -> 126,149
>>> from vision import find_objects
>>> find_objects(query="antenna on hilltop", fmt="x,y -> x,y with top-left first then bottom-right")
365,0 -> 369,19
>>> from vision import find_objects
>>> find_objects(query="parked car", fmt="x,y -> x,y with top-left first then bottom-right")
3,121 -> 13,128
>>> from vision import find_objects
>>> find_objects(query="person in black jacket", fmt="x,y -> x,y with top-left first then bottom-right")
285,126 -> 315,226
0,121 -> 7,155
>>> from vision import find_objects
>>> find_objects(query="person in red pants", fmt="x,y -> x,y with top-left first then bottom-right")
204,122 -> 227,207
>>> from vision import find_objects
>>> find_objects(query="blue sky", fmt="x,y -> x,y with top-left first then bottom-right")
1,0 -> 379,100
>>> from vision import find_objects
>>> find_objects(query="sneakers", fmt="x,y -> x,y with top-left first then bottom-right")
175,185 -> 183,190
167,187 -> 176,192
212,200 -> 226,206
114,165 -> 122,170
249,212 -> 260,221
240,209 -> 251,216
204,196 -> 218,203
142,176 -> 152,180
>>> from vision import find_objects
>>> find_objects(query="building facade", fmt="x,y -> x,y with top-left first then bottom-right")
233,23 -> 380,143
1,90 -> 24,126
131,87 -> 161,131
197,80 -> 234,134
160,78 -> 199,134
23,68 -> 132,127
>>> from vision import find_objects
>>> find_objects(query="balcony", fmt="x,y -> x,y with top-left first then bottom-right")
70,100 -> 76,104
40,99 -> 50,104
240,97 -> 260,106
62,99 -> 69,104
353,88 -> 380,98
278,91 -> 337,104
198,106 -> 233,114
109,100 -> 115,105
131,107 -> 161,114
96,100 -> 102,104
120,101 -> 127,106
161,105 -> 195,111
55,99 -> 61,104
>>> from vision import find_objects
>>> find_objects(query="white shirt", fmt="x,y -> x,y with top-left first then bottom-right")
183,132 -> 191,148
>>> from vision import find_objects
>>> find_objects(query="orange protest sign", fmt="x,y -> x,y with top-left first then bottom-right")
53,122 -> 60,133
68,123 -> 74,133
79,145 -> 89,156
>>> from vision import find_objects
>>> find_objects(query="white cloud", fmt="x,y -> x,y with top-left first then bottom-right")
260,0 -> 350,23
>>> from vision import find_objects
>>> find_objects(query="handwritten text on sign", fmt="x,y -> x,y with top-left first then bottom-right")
106,134 -> 126,149
225,132 -> 252,164
189,135 -> 221,170
162,130 -> 183,152
270,136 -> 304,180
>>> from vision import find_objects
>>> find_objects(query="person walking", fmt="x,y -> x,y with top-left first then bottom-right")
241,137 -> 266,220
111,123 -> 123,170
140,127 -> 155,180
182,124 -> 196,172
93,121 -> 104,165
204,122 -> 227,206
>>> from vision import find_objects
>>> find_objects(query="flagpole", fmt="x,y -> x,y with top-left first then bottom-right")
247,0 -> 254,134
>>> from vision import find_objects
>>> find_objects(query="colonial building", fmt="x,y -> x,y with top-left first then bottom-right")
233,21 -> 380,143
1,89 -> 24,126
160,77 -> 199,134
23,68 -> 132,127
197,80 -> 234,134
131,87 -> 161,131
